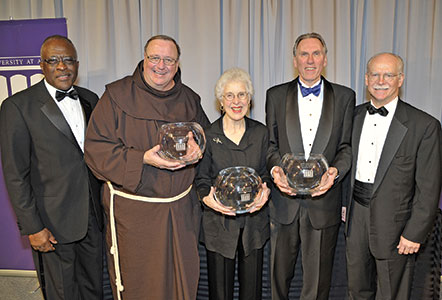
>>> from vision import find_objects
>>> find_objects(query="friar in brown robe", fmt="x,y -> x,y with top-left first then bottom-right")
85,35 -> 209,300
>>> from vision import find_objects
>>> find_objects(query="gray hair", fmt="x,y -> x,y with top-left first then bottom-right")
293,32 -> 328,56
215,68 -> 254,101
366,52 -> 404,74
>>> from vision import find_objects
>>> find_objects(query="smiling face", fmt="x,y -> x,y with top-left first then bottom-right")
143,39 -> 179,91
293,38 -> 327,86
365,53 -> 404,107
221,81 -> 250,123
40,38 -> 78,91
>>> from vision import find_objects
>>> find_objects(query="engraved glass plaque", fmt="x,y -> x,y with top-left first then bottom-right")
280,153 -> 329,195
214,166 -> 263,214
158,122 -> 206,164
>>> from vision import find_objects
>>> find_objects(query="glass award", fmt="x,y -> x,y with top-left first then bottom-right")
280,153 -> 329,195
158,122 -> 206,165
214,166 -> 263,214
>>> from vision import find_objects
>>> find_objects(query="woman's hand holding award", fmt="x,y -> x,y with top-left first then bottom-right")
214,166 -> 264,214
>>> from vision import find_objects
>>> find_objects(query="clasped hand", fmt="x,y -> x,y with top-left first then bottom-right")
397,236 -> 420,255
29,228 -> 57,252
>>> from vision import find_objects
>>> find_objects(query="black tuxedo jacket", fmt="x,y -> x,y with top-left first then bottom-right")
266,77 -> 355,228
0,80 -> 103,243
345,100 -> 441,259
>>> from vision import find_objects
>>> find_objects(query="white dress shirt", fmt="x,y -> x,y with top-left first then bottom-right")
44,80 -> 86,152
355,98 -> 398,183
298,80 -> 323,158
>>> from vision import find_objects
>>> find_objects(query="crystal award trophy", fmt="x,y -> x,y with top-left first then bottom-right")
214,166 -> 263,214
158,122 -> 206,165
280,153 -> 329,195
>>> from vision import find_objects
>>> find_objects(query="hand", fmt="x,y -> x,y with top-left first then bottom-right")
202,187 -> 236,216
248,182 -> 271,213
311,167 -> 338,197
143,145 -> 186,170
181,131 -> 203,164
29,228 -> 57,252
272,166 -> 296,196
397,236 -> 420,255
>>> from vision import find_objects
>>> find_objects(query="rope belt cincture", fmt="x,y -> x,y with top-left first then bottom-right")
106,181 -> 192,300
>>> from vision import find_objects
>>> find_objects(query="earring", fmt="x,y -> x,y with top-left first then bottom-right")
220,104 -> 224,111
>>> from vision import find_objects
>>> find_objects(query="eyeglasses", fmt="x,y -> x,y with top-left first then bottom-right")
43,56 -> 77,66
146,55 -> 178,66
367,72 -> 402,82
223,92 -> 249,101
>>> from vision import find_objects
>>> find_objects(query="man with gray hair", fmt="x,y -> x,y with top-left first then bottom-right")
345,52 -> 441,299
266,32 -> 355,299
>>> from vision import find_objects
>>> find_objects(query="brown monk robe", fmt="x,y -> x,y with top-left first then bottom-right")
85,60 -> 209,300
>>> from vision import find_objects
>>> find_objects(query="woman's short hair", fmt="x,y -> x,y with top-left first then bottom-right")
215,68 -> 254,101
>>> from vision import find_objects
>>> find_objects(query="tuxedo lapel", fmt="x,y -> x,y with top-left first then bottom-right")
285,79 -> 304,154
37,82 -> 81,150
373,100 -> 408,193
351,104 -> 368,187
78,90 -> 93,123
311,78 -> 333,154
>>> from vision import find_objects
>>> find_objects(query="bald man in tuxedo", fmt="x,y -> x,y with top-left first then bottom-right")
0,35 -> 103,300
345,52 -> 441,299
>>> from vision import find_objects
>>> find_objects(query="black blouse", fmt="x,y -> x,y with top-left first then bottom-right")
195,116 -> 271,259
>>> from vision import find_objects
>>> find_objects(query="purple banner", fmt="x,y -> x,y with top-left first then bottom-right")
0,18 -> 67,270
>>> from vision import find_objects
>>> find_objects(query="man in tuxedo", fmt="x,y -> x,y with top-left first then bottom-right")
266,32 -> 355,300
0,35 -> 103,300
345,52 -> 441,299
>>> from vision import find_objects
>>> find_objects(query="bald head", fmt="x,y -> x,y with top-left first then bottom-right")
40,35 -> 77,59
367,52 -> 403,74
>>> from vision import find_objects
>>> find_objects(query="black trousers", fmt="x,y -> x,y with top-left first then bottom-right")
206,229 -> 264,300
270,205 -> 340,300
32,202 -> 103,300
346,201 -> 415,300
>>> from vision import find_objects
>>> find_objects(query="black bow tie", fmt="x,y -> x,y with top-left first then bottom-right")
367,105 -> 388,116
55,89 -> 79,102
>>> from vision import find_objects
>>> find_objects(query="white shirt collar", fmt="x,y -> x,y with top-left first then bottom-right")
43,79 -> 75,101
